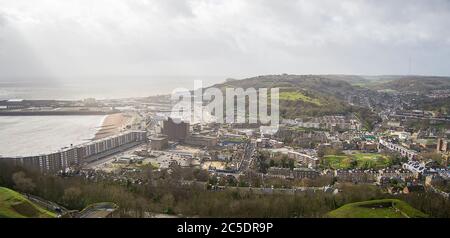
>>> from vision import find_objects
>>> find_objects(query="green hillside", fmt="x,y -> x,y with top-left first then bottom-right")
208,74 -> 362,118
0,187 -> 56,218
211,74 -> 360,99
203,74 -> 450,121
212,74 -> 450,95
328,199 -> 427,218
373,76 -> 450,93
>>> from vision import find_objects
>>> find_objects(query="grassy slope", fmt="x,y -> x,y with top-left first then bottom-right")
0,187 -> 56,218
328,199 -> 428,218
279,91 -> 323,106
322,153 -> 390,169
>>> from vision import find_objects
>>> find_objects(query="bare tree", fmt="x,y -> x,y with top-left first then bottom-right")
62,187 -> 83,209
12,171 -> 35,195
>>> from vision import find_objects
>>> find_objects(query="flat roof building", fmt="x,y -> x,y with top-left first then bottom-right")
150,136 -> 169,150
162,117 -> 189,141
185,134 -> 218,147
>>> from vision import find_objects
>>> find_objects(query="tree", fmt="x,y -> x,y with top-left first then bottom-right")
193,168 -> 209,182
62,187 -> 83,209
269,159 -> 275,167
421,152 -> 444,166
142,165 -> 154,181
281,155 -> 289,168
318,146 -> 343,158
12,171 -> 35,195
226,176 -> 238,187
161,193 -> 175,214
349,159 -> 358,169
288,159 -> 295,169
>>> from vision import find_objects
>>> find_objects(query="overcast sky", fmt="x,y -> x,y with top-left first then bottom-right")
1,0 -> 450,85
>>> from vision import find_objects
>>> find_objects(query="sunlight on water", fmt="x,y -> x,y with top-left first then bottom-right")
0,116 -> 105,157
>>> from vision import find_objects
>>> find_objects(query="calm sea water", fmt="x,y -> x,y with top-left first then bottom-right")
0,116 -> 105,157
0,77 -> 225,100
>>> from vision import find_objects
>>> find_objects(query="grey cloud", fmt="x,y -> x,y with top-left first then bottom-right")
156,0 -> 195,18
0,0 -> 450,83
0,13 -> 5,27
0,26 -> 55,83
0,10 -> 8,28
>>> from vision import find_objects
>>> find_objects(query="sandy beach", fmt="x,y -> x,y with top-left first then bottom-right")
94,113 -> 128,140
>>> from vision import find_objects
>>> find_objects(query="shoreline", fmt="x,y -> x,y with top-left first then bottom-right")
93,113 -> 128,140
0,115 -> 106,157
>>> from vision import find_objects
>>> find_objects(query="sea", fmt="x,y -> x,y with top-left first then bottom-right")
0,76 -> 226,100
0,115 -> 105,157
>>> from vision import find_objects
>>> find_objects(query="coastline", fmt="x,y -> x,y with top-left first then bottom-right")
0,115 -> 105,157
94,113 -> 128,140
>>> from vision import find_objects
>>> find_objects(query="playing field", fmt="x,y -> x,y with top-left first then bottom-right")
328,199 -> 428,218
322,153 -> 390,169
0,187 -> 56,218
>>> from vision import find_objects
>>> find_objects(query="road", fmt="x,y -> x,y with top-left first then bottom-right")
25,193 -> 69,216
238,142 -> 255,174
78,203 -> 117,218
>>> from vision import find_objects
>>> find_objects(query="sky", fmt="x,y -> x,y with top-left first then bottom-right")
1,0 -> 450,86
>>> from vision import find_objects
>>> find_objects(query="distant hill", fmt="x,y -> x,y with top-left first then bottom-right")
0,187 -> 56,218
371,76 -> 450,93
327,199 -> 427,218
199,74 -> 450,122
210,74 -> 359,99
208,74 -> 369,119
318,74 -> 373,86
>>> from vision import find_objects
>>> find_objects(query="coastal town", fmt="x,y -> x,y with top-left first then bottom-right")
1,75 -> 450,219
2,3 -> 450,236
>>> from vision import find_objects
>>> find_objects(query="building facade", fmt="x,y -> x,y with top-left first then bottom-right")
162,117 -> 189,141
185,134 -> 218,147
150,136 -> 169,150
1,131 -> 147,173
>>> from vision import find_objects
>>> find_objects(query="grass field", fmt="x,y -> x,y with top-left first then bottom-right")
328,199 -> 428,218
0,187 -> 56,218
279,91 -> 323,106
322,153 -> 390,169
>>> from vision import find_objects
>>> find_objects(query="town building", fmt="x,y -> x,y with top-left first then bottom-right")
292,168 -> 319,179
379,138 -> 418,160
437,138 -> 449,152
255,138 -> 283,148
267,167 -> 292,178
162,117 -> 189,141
334,169 -> 376,183
358,141 -> 379,152
185,134 -> 218,147
287,151 -> 319,168
149,135 -> 168,150
1,131 -> 147,173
